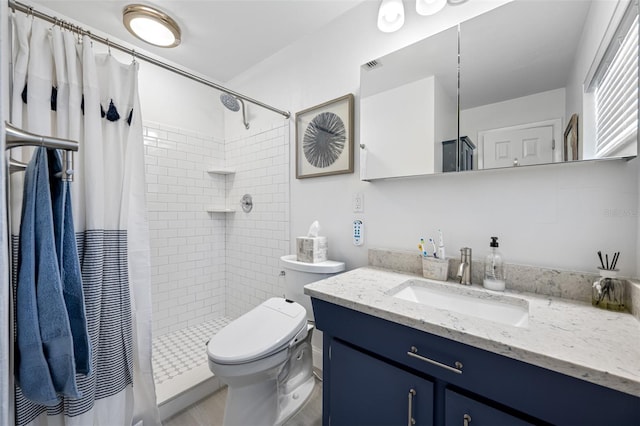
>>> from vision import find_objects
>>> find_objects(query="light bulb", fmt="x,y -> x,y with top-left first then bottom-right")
377,0 -> 405,33
416,0 -> 447,16
129,17 -> 176,47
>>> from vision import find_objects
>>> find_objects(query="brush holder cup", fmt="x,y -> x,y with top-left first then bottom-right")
422,257 -> 449,281
592,269 -> 625,312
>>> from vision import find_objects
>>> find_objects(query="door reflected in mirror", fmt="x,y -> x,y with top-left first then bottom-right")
461,0 -> 638,171
359,0 -> 638,180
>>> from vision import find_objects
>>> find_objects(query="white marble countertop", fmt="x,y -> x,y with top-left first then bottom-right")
304,266 -> 640,398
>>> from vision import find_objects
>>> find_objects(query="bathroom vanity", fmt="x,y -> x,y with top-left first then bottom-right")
305,267 -> 640,425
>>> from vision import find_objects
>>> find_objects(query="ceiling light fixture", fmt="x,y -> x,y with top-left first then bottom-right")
377,0 -> 405,33
123,4 -> 181,48
416,0 -> 447,16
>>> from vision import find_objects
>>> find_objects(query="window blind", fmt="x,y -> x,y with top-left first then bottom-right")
595,13 -> 638,157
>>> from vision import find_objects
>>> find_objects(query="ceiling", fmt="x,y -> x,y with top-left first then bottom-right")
29,0 -> 365,83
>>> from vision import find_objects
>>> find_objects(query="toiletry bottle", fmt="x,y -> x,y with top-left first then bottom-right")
484,237 -> 505,291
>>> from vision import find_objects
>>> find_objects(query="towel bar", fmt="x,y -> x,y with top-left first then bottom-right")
5,121 -> 78,181
9,158 -> 27,174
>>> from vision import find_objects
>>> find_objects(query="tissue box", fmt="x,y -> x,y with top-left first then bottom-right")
422,257 -> 449,281
296,237 -> 328,263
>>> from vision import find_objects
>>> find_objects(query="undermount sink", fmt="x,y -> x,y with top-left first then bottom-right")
388,279 -> 529,327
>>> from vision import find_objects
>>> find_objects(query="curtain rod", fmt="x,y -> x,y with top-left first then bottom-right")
8,0 -> 291,119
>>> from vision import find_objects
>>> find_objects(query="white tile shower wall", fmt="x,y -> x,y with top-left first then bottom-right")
225,121 -> 290,318
144,122 -> 226,336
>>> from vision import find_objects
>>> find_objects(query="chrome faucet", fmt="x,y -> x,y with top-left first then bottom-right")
457,247 -> 472,285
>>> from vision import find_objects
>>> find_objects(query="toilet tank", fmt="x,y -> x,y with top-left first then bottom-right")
280,254 -> 345,321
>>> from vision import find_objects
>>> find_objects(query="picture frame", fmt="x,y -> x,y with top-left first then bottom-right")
564,113 -> 579,161
295,94 -> 354,179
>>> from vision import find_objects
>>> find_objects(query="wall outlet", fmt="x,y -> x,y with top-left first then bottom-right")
353,193 -> 364,213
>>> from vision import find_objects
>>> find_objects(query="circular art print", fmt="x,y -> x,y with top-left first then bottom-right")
303,112 -> 346,168
295,94 -> 354,179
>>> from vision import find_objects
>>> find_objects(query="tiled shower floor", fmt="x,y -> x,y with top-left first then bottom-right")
152,317 -> 232,385
152,317 -> 232,419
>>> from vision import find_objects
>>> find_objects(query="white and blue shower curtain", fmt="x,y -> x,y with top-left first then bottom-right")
10,13 -> 159,426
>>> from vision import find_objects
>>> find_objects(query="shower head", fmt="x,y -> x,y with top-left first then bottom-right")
220,93 -> 240,112
220,92 -> 250,129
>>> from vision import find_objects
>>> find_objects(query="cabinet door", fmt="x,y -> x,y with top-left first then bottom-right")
445,389 -> 535,426
329,339 -> 434,426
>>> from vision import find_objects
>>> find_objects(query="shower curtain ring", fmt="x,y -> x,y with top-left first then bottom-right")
107,39 -> 112,55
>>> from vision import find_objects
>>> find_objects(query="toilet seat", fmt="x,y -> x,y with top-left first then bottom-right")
207,298 -> 307,365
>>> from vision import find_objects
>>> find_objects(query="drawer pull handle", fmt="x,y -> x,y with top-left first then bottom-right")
407,346 -> 463,374
407,389 -> 416,426
463,413 -> 472,426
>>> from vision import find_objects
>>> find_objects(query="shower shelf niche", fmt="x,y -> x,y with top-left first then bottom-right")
207,168 -> 236,175
206,167 -> 235,213
206,207 -> 236,213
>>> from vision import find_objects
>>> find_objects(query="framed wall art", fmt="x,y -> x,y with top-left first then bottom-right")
295,94 -> 354,179
564,113 -> 579,161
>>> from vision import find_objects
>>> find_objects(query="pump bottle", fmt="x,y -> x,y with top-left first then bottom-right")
483,237 -> 505,291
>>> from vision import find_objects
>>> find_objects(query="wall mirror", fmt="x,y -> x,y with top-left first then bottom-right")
359,0 -> 638,180
359,26 -> 458,180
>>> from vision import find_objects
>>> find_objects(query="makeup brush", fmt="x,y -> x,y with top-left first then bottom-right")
611,252 -> 620,270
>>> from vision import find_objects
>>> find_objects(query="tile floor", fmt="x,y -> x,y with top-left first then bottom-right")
153,317 -> 323,425
163,381 -> 323,426
153,317 -> 232,385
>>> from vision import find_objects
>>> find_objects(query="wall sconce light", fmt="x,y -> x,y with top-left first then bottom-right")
123,4 -> 181,48
377,0 -> 405,33
416,0 -> 447,16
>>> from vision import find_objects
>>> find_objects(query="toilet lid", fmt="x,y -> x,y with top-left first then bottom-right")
207,298 -> 307,365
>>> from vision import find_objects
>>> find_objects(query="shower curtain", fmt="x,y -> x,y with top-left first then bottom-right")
9,14 -> 159,426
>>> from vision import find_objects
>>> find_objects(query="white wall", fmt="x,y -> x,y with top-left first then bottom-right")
224,121 -> 290,318
229,0 -> 639,278
138,64 -> 223,139
144,122 -> 226,336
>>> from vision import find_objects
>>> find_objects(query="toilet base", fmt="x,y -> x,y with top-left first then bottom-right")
219,332 -> 315,426
275,375 -> 315,426
221,375 -> 316,426
224,377 -> 280,426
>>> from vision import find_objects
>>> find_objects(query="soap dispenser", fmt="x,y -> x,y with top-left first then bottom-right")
484,237 -> 505,291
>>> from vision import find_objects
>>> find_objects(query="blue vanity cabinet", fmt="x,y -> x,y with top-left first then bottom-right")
445,389 -> 534,426
329,339 -> 434,426
311,298 -> 640,426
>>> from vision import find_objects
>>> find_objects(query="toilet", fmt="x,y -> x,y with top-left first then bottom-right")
206,255 -> 345,426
